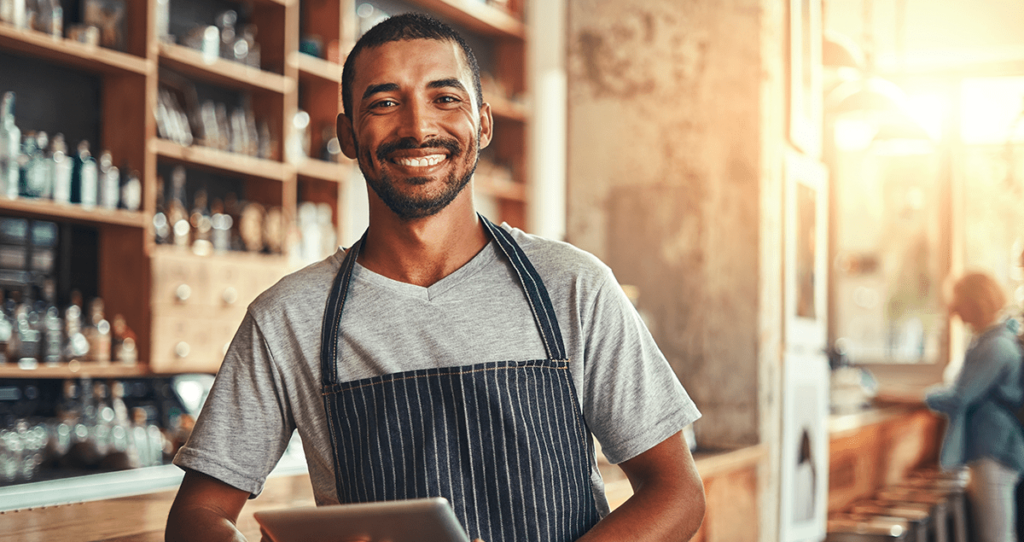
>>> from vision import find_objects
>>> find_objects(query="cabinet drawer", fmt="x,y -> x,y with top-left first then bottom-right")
149,313 -> 244,374
151,249 -> 213,308
151,249 -> 289,310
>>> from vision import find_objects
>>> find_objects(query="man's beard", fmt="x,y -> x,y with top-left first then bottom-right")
359,133 -> 479,220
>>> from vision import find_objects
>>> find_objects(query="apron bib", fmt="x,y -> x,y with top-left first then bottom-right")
319,216 -> 602,542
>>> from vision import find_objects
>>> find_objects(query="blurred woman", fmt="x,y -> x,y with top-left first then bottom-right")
926,271 -> 1024,542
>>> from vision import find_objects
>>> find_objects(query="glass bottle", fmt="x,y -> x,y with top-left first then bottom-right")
40,280 -> 62,366
84,297 -> 111,363
0,289 -> 11,365
12,287 -> 41,366
50,133 -> 73,203
168,166 -> 190,247
190,187 -> 212,255
63,290 -> 90,362
153,174 -> 169,244
35,0 -> 61,37
120,168 -> 141,211
97,150 -> 120,209
20,131 -> 51,199
71,141 -> 98,208
1,92 -> 22,199
108,381 -> 138,468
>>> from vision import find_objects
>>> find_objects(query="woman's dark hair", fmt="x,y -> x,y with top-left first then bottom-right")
341,12 -> 483,119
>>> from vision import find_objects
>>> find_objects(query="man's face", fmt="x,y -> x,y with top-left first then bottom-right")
339,39 -> 492,220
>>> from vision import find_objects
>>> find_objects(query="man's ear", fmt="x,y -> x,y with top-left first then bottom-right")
337,113 -> 358,159
478,102 -> 493,150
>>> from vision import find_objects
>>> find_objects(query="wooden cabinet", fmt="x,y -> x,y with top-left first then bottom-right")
827,405 -> 943,513
0,0 -> 530,378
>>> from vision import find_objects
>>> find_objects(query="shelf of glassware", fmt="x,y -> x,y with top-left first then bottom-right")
157,42 -> 293,95
404,0 -> 524,38
0,360 -> 149,379
0,198 -> 148,229
0,23 -> 151,76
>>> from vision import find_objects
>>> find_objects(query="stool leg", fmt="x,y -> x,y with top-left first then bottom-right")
951,494 -> 968,542
935,502 -> 948,542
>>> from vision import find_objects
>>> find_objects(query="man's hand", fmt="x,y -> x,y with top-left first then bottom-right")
166,469 -> 251,542
578,431 -> 705,542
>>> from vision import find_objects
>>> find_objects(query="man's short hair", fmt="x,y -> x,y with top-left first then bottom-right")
341,12 -> 483,120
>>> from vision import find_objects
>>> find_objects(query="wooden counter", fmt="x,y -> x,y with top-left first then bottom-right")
827,402 -> 943,512
0,446 -> 766,541
0,473 -> 315,542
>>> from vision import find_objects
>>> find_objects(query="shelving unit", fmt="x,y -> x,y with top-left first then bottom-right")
0,0 -> 530,378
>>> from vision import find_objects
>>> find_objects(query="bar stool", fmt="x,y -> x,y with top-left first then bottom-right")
826,514 -> 911,541
848,501 -> 930,542
898,471 -> 970,542
874,488 -> 950,542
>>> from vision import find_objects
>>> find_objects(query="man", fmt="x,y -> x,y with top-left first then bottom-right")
166,13 -> 705,542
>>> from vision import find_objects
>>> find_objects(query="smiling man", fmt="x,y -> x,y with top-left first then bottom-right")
166,13 -> 705,542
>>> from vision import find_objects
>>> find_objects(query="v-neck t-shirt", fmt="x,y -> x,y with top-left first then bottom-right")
174,223 -> 701,514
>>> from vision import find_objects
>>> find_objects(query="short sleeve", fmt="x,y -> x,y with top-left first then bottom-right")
172,312 -> 296,497
580,268 -> 701,464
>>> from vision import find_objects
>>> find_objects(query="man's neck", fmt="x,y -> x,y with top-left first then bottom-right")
358,197 -> 489,288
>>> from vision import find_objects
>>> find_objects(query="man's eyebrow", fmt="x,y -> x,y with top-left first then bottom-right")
428,78 -> 467,93
362,82 -> 400,101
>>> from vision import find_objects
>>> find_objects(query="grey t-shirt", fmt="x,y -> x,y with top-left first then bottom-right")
173,224 -> 700,514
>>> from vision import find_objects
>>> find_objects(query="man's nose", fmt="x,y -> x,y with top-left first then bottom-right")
396,99 -> 439,142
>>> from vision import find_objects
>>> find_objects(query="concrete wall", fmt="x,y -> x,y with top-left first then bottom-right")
566,1 -> 788,539
567,0 -> 777,446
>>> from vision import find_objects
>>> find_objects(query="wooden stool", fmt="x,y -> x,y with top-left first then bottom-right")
898,472 -> 969,542
875,489 -> 950,542
848,501 -> 930,542
827,514 -> 912,541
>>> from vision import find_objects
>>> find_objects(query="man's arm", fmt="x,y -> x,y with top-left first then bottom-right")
166,469 -> 252,542
579,431 -> 705,542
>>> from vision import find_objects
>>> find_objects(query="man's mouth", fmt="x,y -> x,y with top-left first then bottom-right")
391,154 -> 447,168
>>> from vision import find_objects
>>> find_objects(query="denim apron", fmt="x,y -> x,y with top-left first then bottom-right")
319,217 -> 602,542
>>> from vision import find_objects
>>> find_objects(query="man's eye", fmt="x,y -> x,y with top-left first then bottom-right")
437,96 -> 460,104
372,99 -> 397,109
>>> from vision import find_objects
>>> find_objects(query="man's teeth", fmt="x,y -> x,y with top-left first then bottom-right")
393,155 -> 446,167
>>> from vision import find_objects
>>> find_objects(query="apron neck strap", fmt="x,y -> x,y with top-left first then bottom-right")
479,215 -> 567,361
320,216 -> 567,386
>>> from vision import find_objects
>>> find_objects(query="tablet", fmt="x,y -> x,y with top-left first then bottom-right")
253,497 -> 471,542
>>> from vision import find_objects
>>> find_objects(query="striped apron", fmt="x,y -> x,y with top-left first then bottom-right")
320,216 -> 602,542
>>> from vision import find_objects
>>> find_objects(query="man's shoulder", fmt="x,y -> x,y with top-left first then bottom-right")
499,223 -> 612,283
248,249 -> 346,318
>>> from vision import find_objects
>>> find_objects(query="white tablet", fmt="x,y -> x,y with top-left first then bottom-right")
253,497 -> 471,542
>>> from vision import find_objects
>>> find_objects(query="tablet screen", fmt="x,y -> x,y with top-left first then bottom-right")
254,497 -> 471,542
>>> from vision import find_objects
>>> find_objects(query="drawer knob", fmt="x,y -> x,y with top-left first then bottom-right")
221,286 -> 238,306
174,342 -> 190,358
175,284 -> 191,302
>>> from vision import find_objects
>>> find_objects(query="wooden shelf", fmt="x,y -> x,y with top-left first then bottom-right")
0,24 -> 151,76
158,43 -> 294,95
405,0 -> 525,39
0,361 -> 150,379
291,52 -> 342,85
297,158 -> 348,184
0,198 -> 148,228
476,174 -> 526,201
152,138 -> 292,183
487,94 -> 527,122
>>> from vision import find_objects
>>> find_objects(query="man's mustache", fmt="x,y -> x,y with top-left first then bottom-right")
376,137 -> 462,162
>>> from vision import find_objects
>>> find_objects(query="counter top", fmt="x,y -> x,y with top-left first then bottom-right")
0,445 -> 767,541
0,472 -> 315,542
828,400 -> 931,437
